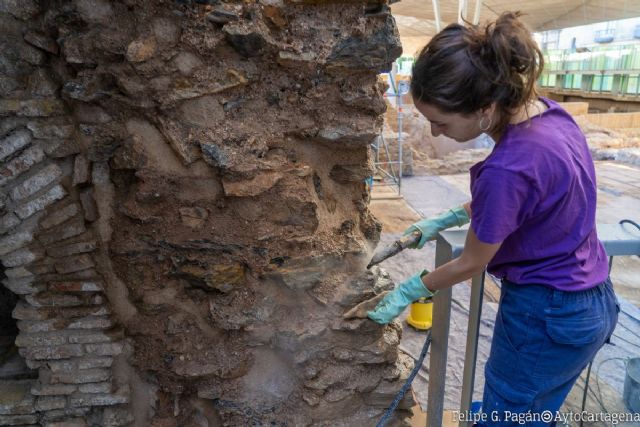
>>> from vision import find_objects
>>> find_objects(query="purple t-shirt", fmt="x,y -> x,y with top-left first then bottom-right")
470,98 -> 609,291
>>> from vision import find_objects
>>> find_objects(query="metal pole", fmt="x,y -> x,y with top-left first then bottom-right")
432,0 -> 442,32
397,92 -> 403,195
427,235 -> 453,427
459,271 -> 485,427
473,0 -> 482,24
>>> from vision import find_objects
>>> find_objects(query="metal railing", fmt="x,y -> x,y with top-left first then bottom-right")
425,222 -> 640,426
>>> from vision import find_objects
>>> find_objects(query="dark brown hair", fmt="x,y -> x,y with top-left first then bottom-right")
410,11 -> 544,134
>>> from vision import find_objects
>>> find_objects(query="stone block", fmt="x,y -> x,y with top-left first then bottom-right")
31,383 -> 77,396
26,293 -> 84,308
20,344 -> 84,360
102,406 -> 134,427
26,121 -> 74,139
0,230 -> 33,256
4,266 -> 34,279
41,138 -> 81,158
48,357 -> 113,373
179,206 -> 208,228
39,217 -> 86,248
17,319 -> 60,333
35,396 -> 67,411
223,24 -> 266,57
39,407 -> 90,423
15,184 -> 66,219
43,419 -> 87,427
49,280 -> 103,292
28,69 -> 60,97
72,154 -> 90,186
2,247 -> 41,267
10,163 -> 63,201
23,30 -> 59,54
40,203 -> 80,229
46,239 -> 97,258
0,128 -> 32,161
0,99 -> 66,117
0,145 -> 46,187
66,316 -> 114,330
126,36 -> 157,62
12,301 -> 46,320
68,330 -> 112,344
54,254 -> 95,274
50,368 -> 110,384
68,391 -> 128,408
15,331 -> 67,348
0,414 -> 38,425
84,342 -> 123,357
78,382 -> 111,394
79,188 -> 98,221
0,212 -> 20,234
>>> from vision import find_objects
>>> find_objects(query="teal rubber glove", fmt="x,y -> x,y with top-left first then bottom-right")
403,206 -> 470,249
367,270 -> 436,324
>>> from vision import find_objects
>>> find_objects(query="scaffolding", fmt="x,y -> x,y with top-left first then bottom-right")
370,74 -> 408,197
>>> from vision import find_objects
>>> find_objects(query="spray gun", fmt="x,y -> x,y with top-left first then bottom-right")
352,230 -> 433,330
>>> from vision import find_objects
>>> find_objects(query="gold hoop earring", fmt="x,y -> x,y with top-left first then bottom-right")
479,116 -> 492,132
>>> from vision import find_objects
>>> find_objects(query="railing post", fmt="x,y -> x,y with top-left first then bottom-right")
426,234 -> 454,427
459,271 -> 485,427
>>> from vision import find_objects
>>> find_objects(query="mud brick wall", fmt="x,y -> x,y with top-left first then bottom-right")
0,0 -> 412,425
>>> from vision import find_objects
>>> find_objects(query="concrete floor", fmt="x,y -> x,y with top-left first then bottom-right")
369,160 -> 640,426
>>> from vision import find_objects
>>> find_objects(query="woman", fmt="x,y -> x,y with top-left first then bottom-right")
367,12 -> 619,426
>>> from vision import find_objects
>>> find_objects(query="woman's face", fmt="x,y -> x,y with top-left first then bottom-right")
413,99 -> 485,143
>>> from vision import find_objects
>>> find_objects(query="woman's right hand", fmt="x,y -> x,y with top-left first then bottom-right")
403,206 -> 470,249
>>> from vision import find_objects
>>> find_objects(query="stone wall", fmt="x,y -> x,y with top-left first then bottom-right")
0,0 -> 411,425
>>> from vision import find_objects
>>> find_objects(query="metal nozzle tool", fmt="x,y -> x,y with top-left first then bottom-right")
366,230 -> 421,269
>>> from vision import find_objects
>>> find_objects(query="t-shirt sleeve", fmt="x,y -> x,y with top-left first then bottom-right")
470,167 -> 538,244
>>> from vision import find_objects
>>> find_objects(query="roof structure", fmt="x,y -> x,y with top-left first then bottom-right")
392,0 -> 640,55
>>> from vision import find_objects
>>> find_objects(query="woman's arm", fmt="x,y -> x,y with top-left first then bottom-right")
422,224 -> 501,292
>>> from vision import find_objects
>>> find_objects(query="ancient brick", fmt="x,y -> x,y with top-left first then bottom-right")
0,380 -> 36,415
14,332 -> 67,347
0,230 -> 33,255
2,247 -> 42,267
26,121 -> 74,139
0,212 -> 20,234
17,319 -> 59,333
12,301 -> 47,320
68,330 -> 113,344
28,69 -> 59,97
79,188 -> 98,221
35,396 -> 67,411
44,418 -> 88,427
84,342 -> 123,357
20,344 -> 84,360
59,305 -> 111,319
4,266 -> 34,279
0,99 -> 66,117
10,163 -> 63,201
78,382 -> 111,394
31,383 -> 77,396
48,357 -> 113,373
15,184 -> 66,219
66,316 -> 114,330
26,292 -> 84,308
68,391 -> 128,408
54,254 -> 95,274
40,203 -> 80,229
23,30 -> 59,54
39,407 -> 90,423
47,240 -> 97,258
0,145 -> 45,187
38,216 -> 85,245
0,414 -> 38,425
72,154 -> 90,186
0,128 -> 31,161
49,280 -> 103,292
41,138 -> 81,158
51,368 -> 110,384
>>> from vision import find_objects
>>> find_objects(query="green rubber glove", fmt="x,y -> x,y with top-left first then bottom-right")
403,206 -> 470,249
367,270 -> 436,324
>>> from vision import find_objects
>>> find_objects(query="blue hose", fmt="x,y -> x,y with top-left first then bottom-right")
376,329 -> 432,427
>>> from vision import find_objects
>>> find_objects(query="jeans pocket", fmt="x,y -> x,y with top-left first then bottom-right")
545,315 -> 603,346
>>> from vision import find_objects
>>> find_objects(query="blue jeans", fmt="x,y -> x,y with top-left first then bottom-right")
476,278 -> 619,426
